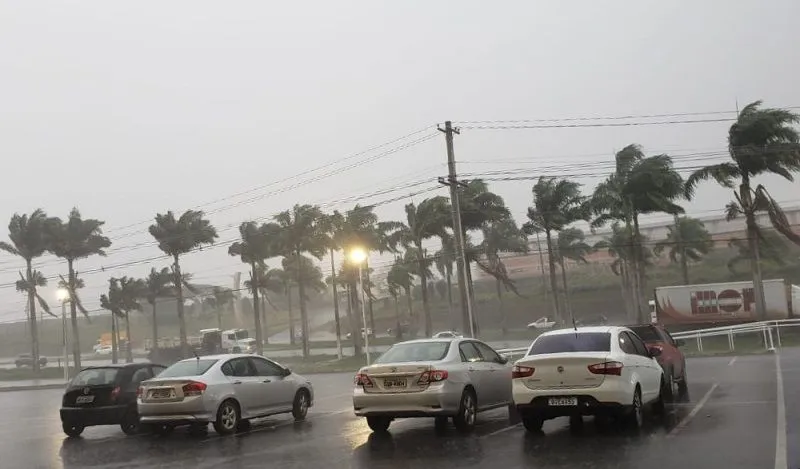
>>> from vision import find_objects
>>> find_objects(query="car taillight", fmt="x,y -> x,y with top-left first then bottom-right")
182,381 -> 207,396
588,361 -> 624,376
110,386 -> 121,401
417,370 -> 448,385
354,373 -> 374,387
512,365 -> 535,379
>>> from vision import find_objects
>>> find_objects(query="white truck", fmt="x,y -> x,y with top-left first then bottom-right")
652,278 -> 796,325
200,328 -> 252,353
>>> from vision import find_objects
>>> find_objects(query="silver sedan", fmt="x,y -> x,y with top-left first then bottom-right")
138,354 -> 314,436
352,338 -> 514,433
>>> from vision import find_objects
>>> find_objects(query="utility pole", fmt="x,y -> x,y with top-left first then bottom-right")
438,121 -> 476,338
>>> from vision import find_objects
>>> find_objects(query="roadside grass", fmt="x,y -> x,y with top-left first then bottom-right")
0,366 -> 74,381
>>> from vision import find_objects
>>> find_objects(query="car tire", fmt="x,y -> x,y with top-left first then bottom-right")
569,414 -> 584,434
663,369 -> 675,403
626,387 -> 643,431
507,403 -> 522,424
292,389 -> 310,421
653,376 -> 667,416
213,400 -> 240,436
677,368 -> 689,401
119,410 -> 140,435
366,416 -> 392,433
62,423 -> 84,437
453,389 -> 477,433
521,414 -> 544,433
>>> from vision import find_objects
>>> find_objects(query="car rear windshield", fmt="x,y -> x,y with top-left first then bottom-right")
70,368 -> 120,387
375,342 -> 450,364
628,326 -> 661,342
158,359 -> 218,378
527,332 -> 611,355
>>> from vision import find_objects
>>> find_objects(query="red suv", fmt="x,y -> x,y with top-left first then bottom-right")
627,324 -> 688,399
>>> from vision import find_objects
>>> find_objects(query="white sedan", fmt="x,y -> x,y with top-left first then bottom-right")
512,326 -> 666,433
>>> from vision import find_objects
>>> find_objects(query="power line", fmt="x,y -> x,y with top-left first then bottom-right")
458,118 -> 734,130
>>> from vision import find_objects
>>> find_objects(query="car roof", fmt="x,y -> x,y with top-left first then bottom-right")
80,363 -> 152,370
540,326 -> 621,336
176,353 -> 254,362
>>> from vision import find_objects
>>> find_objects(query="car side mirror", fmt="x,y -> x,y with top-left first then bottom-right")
282,367 -> 292,377
648,347 -> 662,357
675,339 -> 685,347
497,356 -> 508,365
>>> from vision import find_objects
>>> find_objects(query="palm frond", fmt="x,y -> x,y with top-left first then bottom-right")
684,163 -> 741,199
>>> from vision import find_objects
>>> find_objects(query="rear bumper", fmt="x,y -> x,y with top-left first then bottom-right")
512,378 -> 633,418
352,383 -> 462,417
60,405 -> 129,426
137,395 -> 214,425
516,395 -> 627,419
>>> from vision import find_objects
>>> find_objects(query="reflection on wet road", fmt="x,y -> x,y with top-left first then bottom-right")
2,351 -> 795,468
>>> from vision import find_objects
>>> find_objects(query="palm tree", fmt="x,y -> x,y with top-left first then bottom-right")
149,210 -> 218,357
481,218 -> 528,336
325,211 -> 346,358
207,286 -> 234,330
0,210 -> 53,372
592,145 -> 684,321
243,263 -> 284,344
686,101 -> 800,318
273,205 -> 328,358
143,267 -> 173,361
48,208 -> 112,369
727,231 -> 788,275
229,221 -> 280,355
395,197 -> 450,337
274,263 -> 297,345
386,257 -> 414,340
654,217 -> 714,284
100,276 -> 145,363
553,228 -> 593,322
523,177 -> 586,323
434,235 -> 456,327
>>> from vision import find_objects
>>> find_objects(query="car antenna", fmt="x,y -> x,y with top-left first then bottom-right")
572,316 -> 578,337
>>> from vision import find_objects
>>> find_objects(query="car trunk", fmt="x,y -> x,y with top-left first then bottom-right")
515,352 -> 611,390
139,377 -> 197,403
63,384 -> 118,408
362,362 -> 436,393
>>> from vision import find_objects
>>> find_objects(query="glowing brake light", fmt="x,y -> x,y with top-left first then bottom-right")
182,381 -> 207,396
512,365 -> 535,379
354,373 -> 374,387
417,370 -> 448,385
588,361 -> 624,376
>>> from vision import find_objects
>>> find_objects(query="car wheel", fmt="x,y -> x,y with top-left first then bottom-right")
292,389 -> 310,421
569,414 -> 584,434
453,389 -> 477,433
521,414 -> 544,433
626,387 -> 643,431
119,411 -> 140,435
434,416 -> 449,432
366,416 -> 391,433
677,369 -> 690,401
62,423 -> 84,437
507,403 -> 522,424
213,400 -> 240,436
653,376 -> 667,416
663,369 -> 675,403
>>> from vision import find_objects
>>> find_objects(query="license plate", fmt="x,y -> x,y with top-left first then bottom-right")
383,379 -> 407,388
150,389 -> 175,399
548,397 -> 578,406
75,395 -> 94,404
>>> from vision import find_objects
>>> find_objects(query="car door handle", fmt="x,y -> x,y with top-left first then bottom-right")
468,367 -> 475,372
262,379 -> 271,383
233,380 -> 242,385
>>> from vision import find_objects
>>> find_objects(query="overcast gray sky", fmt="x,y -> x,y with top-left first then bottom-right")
1,0 -> 799,323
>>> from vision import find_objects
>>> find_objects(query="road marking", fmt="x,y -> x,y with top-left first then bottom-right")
480,422 -> 521,439
667,382 -> 718,438
775,353 -> 787,469
728,356 -> 737,366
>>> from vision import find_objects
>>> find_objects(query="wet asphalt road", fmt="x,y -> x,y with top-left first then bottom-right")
2,351 -> 795,469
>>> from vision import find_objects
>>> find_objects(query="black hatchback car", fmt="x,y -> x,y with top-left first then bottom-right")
60,363 -> 166,437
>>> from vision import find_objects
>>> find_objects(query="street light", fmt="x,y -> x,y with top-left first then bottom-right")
348,247 -> 370,365
56,288 -> 70,382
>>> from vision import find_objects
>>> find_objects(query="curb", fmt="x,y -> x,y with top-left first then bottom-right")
0,384 -> 65,393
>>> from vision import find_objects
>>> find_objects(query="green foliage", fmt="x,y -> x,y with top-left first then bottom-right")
555,228 -> 593,264
47,208 -> 112,261
654,217 -> 714,264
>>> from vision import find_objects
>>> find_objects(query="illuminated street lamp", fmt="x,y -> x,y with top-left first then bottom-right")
348,247 -> 370,365
56,288 -> 70,381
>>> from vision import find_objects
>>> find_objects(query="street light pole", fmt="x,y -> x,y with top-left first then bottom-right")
61,300 -> 69,382
357,263 -> 370,365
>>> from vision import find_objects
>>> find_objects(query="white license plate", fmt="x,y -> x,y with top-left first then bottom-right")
75,395 -> 94,404
383,379 -> 407,388
149,389 -> 175,399
548,397 -> 578,406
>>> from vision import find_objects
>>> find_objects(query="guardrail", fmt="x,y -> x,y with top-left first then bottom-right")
496,318 -> 800,359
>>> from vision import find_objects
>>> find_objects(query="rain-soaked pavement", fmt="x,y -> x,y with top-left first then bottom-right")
2,350 -> 796,469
